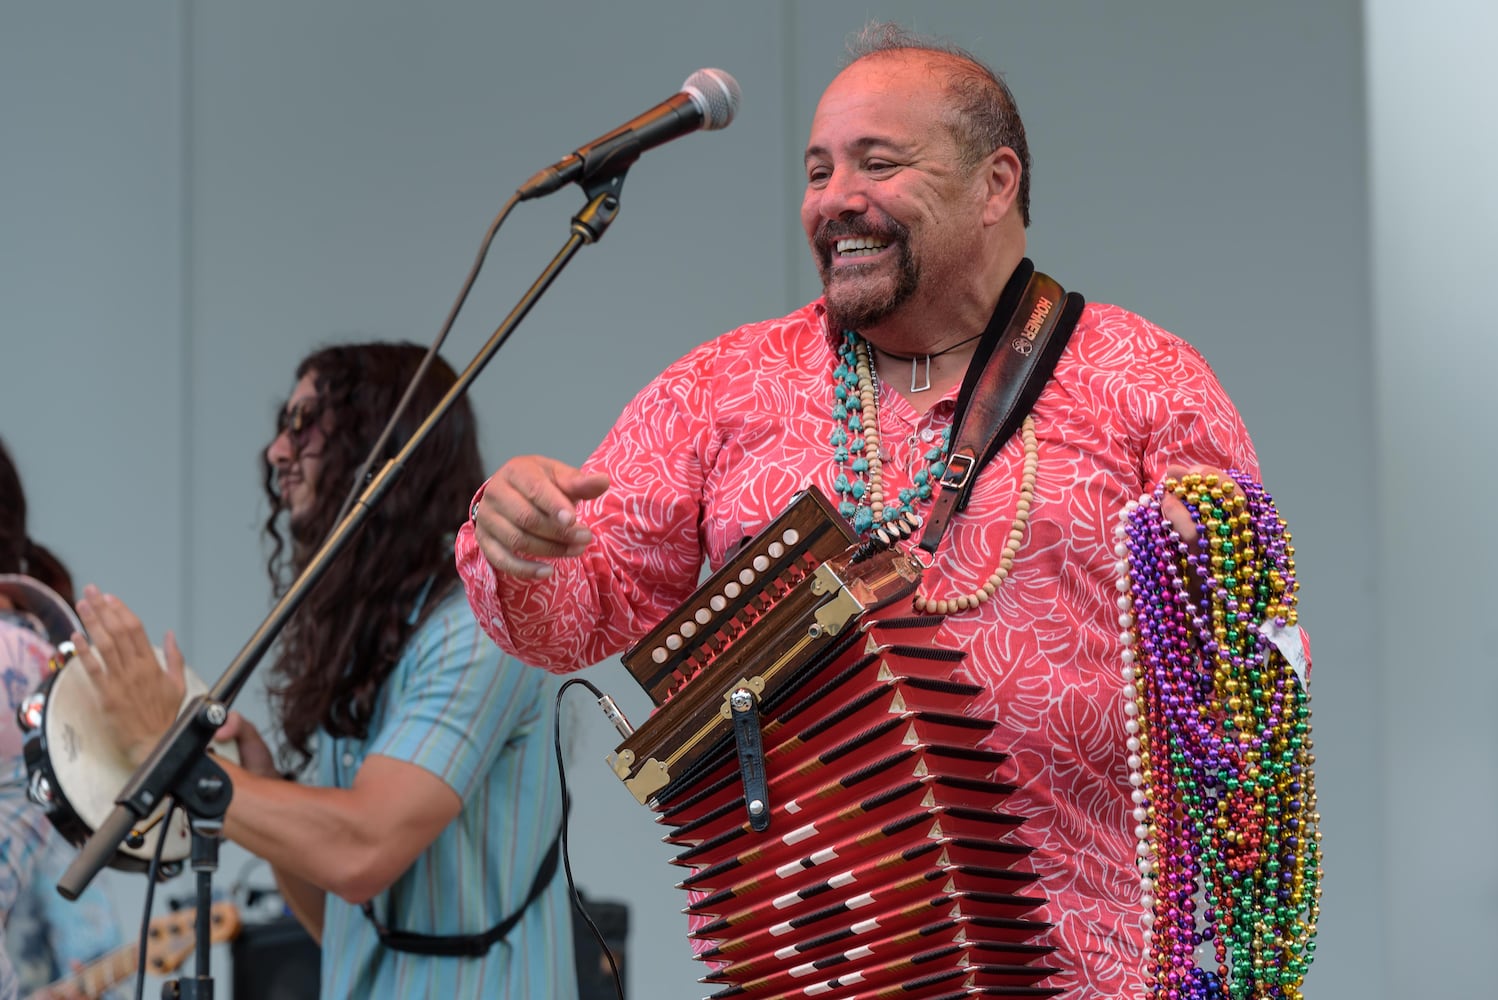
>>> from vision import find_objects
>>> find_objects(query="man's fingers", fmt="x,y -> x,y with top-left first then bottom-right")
164,630 -> 188,690
1157,464 -> 1240,547
73,596 -> 117,673
70,630 -> 105,680
472,457 -> 607,580
503,459 -> 591,534
562,470 -> 611,504
475,530 -> 555,581
1159,491 -> 1199,545
502,458 -> 609,532
76,587 -> 154,669
480,463 -> 596,543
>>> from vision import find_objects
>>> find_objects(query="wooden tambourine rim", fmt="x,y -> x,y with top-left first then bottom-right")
19,651 -> 239,873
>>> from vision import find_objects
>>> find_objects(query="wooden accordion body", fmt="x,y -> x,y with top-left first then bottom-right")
609,487 -> 1064,998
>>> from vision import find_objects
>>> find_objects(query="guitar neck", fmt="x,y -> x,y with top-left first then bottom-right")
26,901 -> 240,1000
26,941 -> 138,1000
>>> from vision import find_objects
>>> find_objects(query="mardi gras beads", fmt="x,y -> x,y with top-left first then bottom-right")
1117,472 -> 1321,1000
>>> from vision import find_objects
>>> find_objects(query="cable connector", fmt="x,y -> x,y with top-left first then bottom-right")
597,694 -> 635,739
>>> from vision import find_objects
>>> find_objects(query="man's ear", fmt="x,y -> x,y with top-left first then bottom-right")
982,147 -> 1023,226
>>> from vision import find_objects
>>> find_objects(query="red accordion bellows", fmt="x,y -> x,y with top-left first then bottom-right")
609,490 -> 1066,998
674,618 -> 1061,999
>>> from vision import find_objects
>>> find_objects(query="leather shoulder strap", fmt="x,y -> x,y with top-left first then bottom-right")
918,264 -> 1084,556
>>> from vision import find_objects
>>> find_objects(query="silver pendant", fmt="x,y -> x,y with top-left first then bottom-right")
910,355 -> 932,393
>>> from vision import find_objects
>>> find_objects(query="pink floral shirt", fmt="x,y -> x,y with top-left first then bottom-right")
456,298 -> 1258,998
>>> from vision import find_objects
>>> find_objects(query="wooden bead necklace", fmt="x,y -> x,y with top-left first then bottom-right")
830,330 -> 1038,615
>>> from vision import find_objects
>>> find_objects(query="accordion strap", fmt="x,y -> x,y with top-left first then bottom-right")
918,259 -> 1084,557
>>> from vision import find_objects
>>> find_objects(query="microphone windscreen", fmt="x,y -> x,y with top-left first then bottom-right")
682,68 -> 741,130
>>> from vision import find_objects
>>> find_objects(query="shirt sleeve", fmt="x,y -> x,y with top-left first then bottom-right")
1109,310 -> 1261,487
457,345 -> 724,673
364,596 -> 547,804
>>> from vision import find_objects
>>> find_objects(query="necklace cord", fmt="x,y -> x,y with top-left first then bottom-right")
873,330 -> 984,363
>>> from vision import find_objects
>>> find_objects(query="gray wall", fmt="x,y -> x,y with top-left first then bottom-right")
0,1 -> 1481,997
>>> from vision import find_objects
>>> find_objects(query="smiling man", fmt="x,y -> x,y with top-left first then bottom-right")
460,22 -> 1272,1000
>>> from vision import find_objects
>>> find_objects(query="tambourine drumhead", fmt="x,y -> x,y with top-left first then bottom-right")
21,651 -> 240,872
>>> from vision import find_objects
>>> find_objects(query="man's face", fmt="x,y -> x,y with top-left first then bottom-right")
801,53 -> 987,333
266,372 -> 330,526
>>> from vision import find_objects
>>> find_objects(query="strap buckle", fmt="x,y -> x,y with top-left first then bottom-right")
939,453 -> 976,492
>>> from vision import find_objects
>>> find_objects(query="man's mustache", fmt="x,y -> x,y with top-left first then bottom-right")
812,216 -> 909,257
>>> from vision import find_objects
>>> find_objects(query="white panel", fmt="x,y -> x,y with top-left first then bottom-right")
1367,1 -> 1498,996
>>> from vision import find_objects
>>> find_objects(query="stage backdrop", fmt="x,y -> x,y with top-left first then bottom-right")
3,1 -> 1490,998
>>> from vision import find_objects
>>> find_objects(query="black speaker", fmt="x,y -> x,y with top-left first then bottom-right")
573,894 -> 629,1000
231,914 -> 320,999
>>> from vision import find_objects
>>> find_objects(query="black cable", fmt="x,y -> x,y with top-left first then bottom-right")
325,192 -> 522,533
553,676 -> 627,1000
132,801 -> 180,1000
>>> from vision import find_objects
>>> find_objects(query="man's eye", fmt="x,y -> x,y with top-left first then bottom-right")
806,167 -> 830,184
279,405 -> 318,438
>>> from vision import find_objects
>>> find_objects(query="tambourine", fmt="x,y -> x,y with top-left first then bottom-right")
0,573 -> 82,649
17,646 -> 240,877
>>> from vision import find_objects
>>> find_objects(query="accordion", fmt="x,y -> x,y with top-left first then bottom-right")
608,488 -> 1064,998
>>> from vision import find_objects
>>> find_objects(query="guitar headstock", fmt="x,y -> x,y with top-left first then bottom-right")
145,901 -> 242,975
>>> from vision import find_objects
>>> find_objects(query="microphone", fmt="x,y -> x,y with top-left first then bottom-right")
517,68 -> 741,200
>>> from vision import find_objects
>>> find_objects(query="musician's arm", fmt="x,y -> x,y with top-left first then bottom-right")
224,601 -> 541,906
458,353 -> 719,671
218,755 -> 461,905
73,592 -> 470,906
1132,333 -> 1260,492
273,866 -> 325,943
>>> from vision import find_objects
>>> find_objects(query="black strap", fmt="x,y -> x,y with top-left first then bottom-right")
918,259 -> 1084,557
361,828 -> 562,958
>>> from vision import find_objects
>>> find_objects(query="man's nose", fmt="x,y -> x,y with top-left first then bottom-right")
266,429 -> 293,466
816,168 -> 870,220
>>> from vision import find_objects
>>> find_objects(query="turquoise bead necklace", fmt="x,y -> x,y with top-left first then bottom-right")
830,330 -> 950,535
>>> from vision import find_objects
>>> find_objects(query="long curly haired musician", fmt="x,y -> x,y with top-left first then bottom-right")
259,342 -> 485,769
68,339 -> 577,996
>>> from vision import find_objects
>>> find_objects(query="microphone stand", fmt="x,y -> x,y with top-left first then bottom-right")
58,175 -> 629,998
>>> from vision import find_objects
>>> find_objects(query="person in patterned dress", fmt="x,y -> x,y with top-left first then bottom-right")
0,438 -> 125,1000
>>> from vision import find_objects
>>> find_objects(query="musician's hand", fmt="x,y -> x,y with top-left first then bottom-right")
471,455 -> 610,580
73,585 -> 187,768
215,711 -> 280,779
1159,465 -> 1240,607
1159,464 -> 1238,546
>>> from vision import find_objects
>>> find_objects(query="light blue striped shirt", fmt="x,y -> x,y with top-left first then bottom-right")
314,589 -> 576,999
